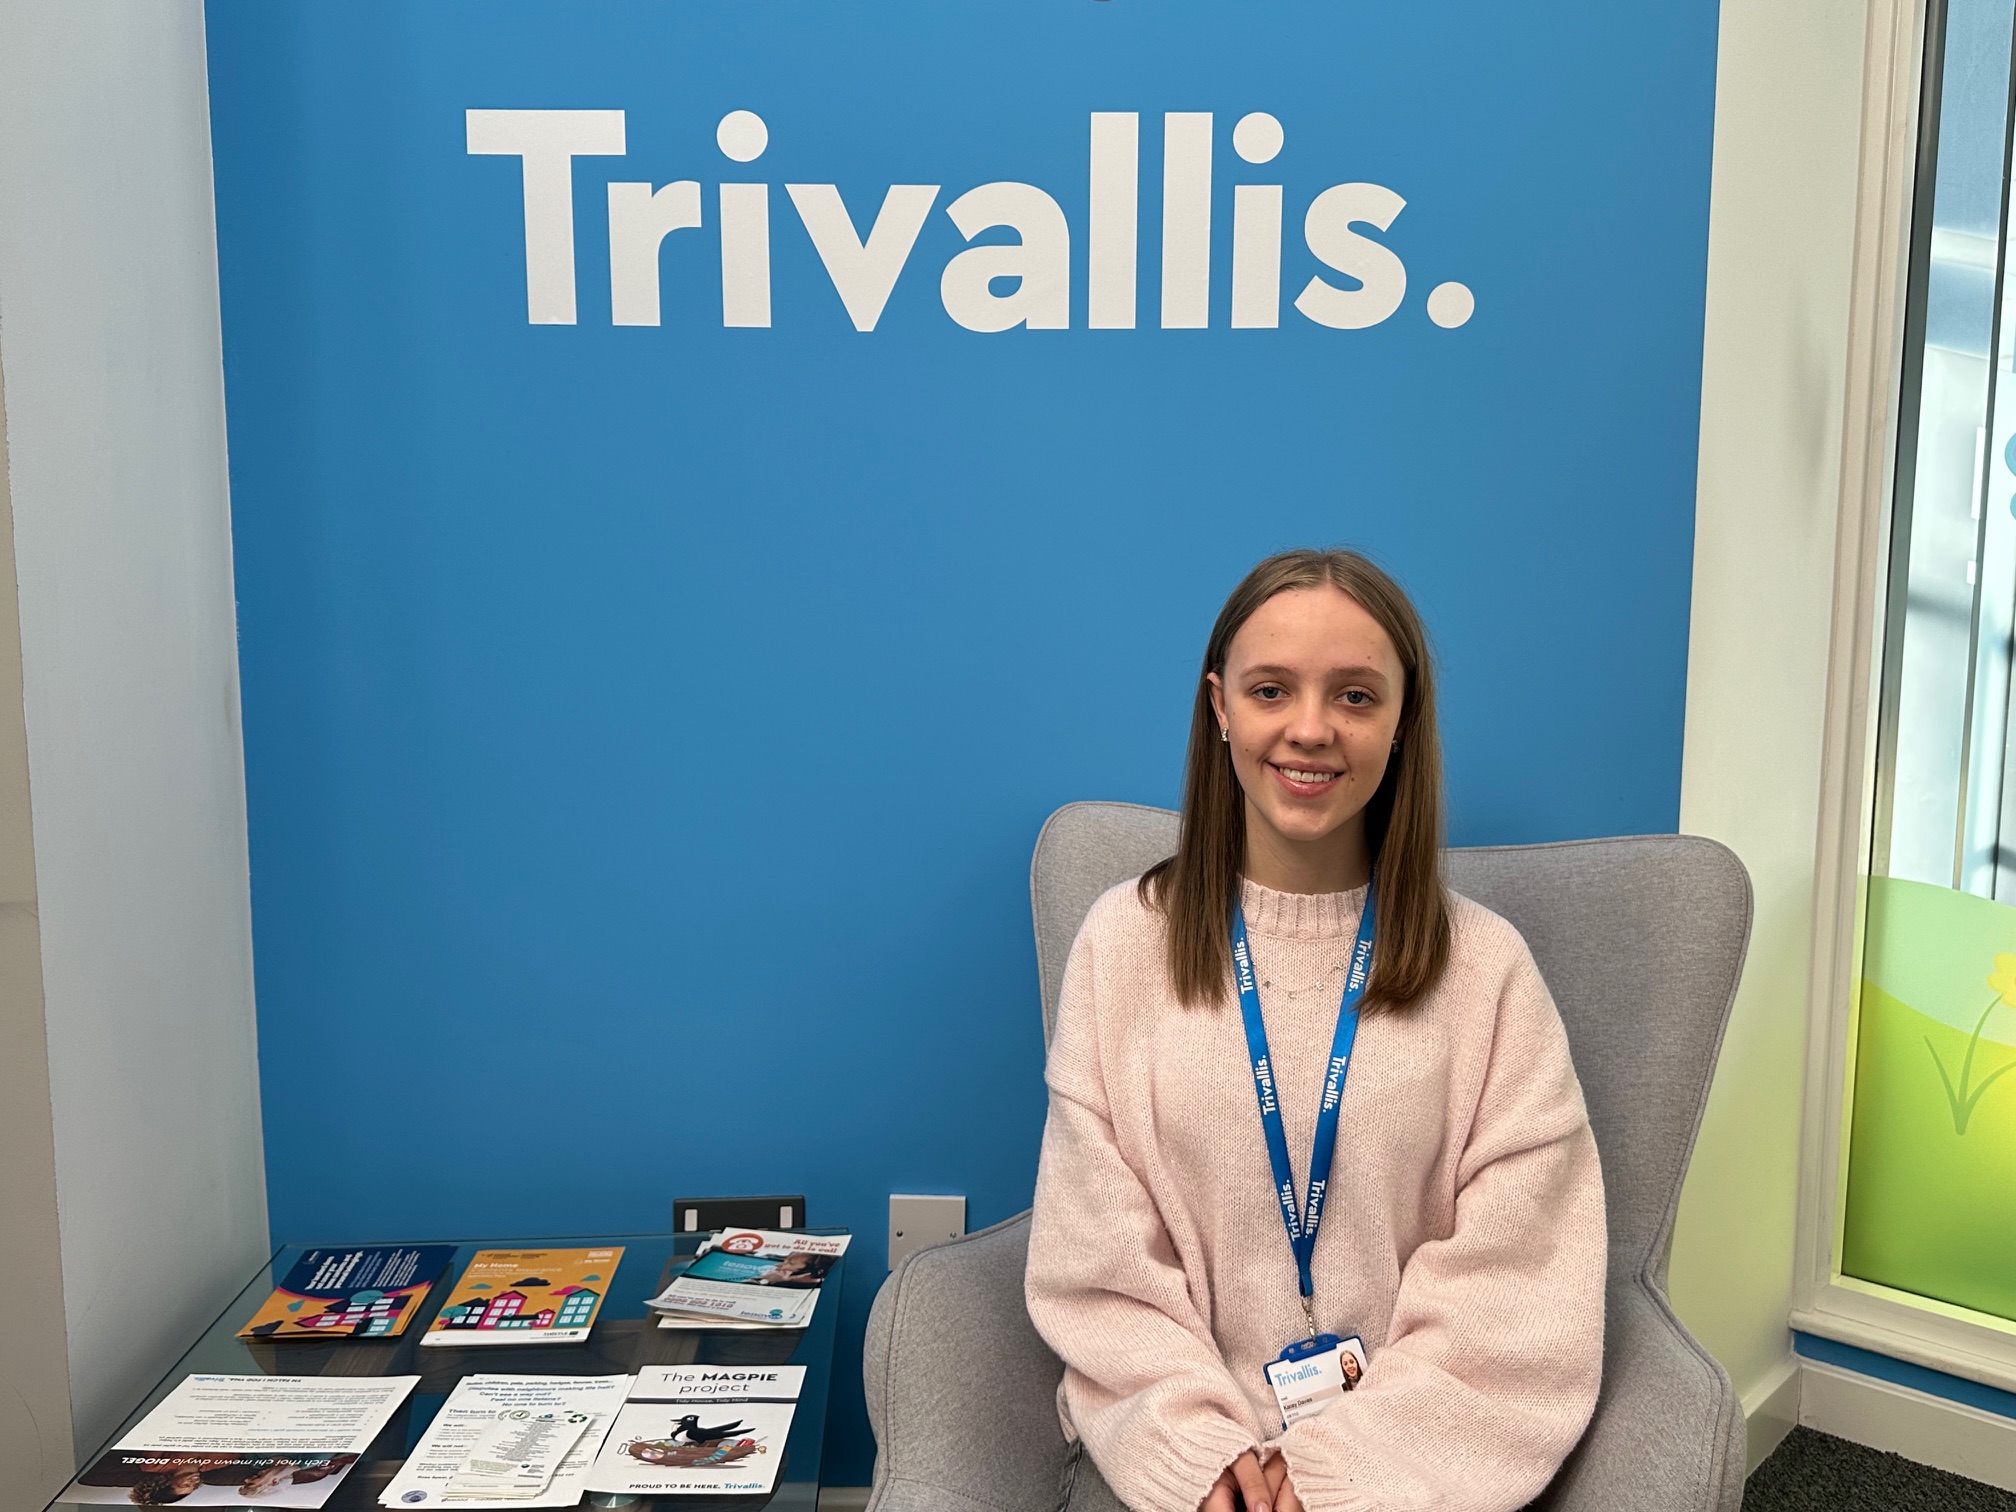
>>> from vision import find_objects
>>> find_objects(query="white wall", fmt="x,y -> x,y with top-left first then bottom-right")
1668,0 -> 1874,1440
0,354 -> 78,1512
0,0 -> 268,1463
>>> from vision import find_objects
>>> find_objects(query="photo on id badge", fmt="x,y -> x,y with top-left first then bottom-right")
1264,1334 -> 1368,1430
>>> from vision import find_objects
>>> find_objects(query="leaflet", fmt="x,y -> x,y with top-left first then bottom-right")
584,1366 -> 803,1498
645,1230 -> 846,1328
380,1374 -> 630,1509
421,1248 -> 623,1347
240,1244 -> 456,1340
654,1312 -> 776,1331
441,1415 -> 587,1500
65,1373 -> 417,1508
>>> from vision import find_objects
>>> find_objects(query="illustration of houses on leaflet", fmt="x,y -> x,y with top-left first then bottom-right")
435,1286 -> 600,1333
294,1290 -> 410,1335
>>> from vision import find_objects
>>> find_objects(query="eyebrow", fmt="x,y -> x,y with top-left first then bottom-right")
1244,662 -> 1391,681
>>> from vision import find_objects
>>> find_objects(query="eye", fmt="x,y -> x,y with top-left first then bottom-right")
1252,684 -> 1287,701
1340,689 -> 1374,707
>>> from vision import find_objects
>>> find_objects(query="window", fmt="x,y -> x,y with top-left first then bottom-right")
1844,0 -> 2016,1328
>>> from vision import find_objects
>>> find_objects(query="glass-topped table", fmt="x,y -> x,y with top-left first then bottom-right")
44,1233 -> 844,1512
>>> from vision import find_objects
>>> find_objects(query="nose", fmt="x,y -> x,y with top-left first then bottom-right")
1286,689 -> 1332,748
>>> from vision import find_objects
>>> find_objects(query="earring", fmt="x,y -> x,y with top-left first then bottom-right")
1220,726 -> 1230,743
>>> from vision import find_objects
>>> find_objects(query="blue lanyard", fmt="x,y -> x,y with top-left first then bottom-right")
1232,886 -> 1376,1313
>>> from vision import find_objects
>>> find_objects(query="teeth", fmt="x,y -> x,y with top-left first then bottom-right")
1280,767 -> 1336,784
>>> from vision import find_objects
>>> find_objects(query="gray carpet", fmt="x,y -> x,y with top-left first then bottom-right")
1744,1427 -> 2016,1511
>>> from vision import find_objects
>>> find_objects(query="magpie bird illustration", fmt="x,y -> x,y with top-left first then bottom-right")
672,1415 -> 746,1445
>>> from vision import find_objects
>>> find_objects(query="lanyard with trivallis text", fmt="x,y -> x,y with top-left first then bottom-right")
1231,884 -> 1376,1338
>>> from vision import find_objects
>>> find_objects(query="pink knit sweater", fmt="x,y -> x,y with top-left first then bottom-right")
1025,877 -> 1605,1512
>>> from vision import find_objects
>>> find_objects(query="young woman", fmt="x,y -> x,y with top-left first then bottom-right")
1025,550 -> 1605,1512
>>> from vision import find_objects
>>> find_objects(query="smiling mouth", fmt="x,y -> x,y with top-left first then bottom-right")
1270,762 -> 1342,788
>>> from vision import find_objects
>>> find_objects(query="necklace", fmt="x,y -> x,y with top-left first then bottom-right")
1260,961 -> 1346,1000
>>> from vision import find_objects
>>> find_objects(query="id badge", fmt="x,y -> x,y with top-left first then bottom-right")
1263,1333 -> 1368,1429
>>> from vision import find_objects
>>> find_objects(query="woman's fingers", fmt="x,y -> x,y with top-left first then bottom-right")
1262,1454 -> 1288,1496
1199,1468 -> 1238,1512
1229,1451 -> 1273,1512
1275,1470 -> 1306,1512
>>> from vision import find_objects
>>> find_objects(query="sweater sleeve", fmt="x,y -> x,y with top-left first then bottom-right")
1276,935 -> 1607,1512
1025,904 -> 1263,1512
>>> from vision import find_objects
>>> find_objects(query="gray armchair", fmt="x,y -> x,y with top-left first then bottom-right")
865,802 -> 1752,1512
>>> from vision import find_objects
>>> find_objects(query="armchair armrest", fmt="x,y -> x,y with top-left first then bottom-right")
864,1211 -> 1072,1512
1538,1273 -> 1744,1512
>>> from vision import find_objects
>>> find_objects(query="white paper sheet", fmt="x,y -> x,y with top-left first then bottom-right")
438,1413 -> 589,1499
65,1374 -> 418,1508
378,1373 -> 631,1509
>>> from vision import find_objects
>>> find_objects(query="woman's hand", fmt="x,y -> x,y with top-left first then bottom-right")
1263,1452 -> 1305,1512
1199,1450 -> 1273,1512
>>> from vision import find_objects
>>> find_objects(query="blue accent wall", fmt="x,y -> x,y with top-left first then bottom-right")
204,0 -> 1719,1482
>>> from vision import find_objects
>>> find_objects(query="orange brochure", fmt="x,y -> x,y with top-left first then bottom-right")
421,1247 -> 624,1347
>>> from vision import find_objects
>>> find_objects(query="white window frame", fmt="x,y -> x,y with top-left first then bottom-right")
1793,0 -> 2016,1390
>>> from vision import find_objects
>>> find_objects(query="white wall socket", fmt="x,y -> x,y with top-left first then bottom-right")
888,1194 -> 966,1271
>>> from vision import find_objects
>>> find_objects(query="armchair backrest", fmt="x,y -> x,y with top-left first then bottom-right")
1028,801 -> 1752,1287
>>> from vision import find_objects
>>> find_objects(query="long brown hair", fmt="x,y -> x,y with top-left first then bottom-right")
1139,548 -> 1450,1011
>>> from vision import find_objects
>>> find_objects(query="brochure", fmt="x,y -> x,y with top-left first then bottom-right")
645,1230 -> 847,1328
584,1367 -> 803,1498
239,1245 -> 457,1340
654,1313 -> 773,1332
421,1248 -> 624,1347
65,1373 -> 417,1508
378,1373 -> 630,1508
